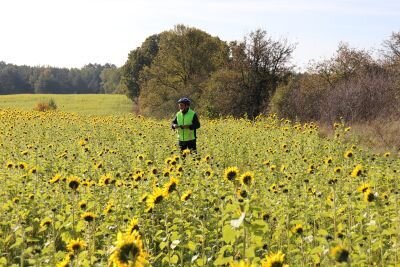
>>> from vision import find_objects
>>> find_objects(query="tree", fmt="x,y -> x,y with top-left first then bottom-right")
230,29 -> 296,118
382,31 -> 400,62
121,34 -> 160,102
138,25 -> 229,117
100,66 -> 124,94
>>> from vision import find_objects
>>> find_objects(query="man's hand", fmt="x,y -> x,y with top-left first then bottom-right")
172,124 -> 178,129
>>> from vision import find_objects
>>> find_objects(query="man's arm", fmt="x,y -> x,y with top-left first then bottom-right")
189,113 -> 200,130
171,115 -> 178,129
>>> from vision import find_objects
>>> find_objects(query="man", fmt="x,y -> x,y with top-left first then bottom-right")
171,97 -> 200,151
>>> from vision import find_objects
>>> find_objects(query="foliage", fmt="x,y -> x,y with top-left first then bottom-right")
0,110 -> 399,266
272,43 -> 400,123
0,62 -> 121,94
33,98 -> 58,112
121,34 -> 161,102
138,25 -> 229,118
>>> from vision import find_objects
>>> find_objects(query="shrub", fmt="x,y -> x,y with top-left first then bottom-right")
34,99 -> 57,112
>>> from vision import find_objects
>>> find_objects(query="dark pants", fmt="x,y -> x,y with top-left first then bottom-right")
179,140 -> 197,151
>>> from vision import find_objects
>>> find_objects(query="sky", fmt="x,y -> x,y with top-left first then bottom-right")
1,0 -> 399,70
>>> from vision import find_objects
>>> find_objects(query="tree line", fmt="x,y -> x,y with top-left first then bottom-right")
2,25 -> 400,123
121,25 -> 400,122
0,63 -> 123,94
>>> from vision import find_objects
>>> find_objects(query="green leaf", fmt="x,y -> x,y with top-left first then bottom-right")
9,237 -> 23,249
159,241 -> 167,250
187,241 -> 197,251
214,256 -> 233,266
170,254 -> 179,264
0,257 -> 7,266
222,224 -> 236,244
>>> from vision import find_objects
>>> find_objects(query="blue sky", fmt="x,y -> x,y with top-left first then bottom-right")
1,0 -> 399,70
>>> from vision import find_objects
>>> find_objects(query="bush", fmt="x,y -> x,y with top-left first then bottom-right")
34,99 -> 57,112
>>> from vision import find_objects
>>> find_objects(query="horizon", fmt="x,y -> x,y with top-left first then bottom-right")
1,0 -> 399,70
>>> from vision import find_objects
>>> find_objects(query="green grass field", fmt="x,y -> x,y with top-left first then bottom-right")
0,94 -> 133,115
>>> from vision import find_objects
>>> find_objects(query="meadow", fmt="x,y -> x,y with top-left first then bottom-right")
0,94 -> 133,115
0,101 -> 399,266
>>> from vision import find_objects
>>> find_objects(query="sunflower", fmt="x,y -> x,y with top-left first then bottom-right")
29,167 -> 38,174
262,251 -> 286,267
351,164 -> 363,178
182,149 -> 191,157
103,202 -> 114,214
330,245 -> 349,263
67,238 -> 86,253
109,231 -> 147,267
230,260 -> 256,267
224,167 -> 239,182
50,173 -> 62,184
363,189 -> 375,202
18,162 -> 28,170
357,183 -> 371,193
67,175 -> 80,190
40,217 -> 52,228
56,254 -> 71,267
150,167 -> 158,175
5,161 -> 14,168
100,173 -> 113,186
344,150 -> 353,158
181,190 -> 192,201
239,172 -> 254,186
81,212 -> 96,222
334,167 -> 342,174
146,188 -> 167,208
164,177 -> 179,194
126,218 -> 139,234
291,224 -> 303,235
78,200 -> 87,210
324,157 -> 333,164
139,193 -> 148,203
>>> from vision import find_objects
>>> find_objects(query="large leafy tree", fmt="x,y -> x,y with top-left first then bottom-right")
203,30 -> 295,118
121,34 -> 160,102
138,25 -> 229,117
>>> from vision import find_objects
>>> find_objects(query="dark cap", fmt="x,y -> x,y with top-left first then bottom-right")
177,97 -> 191,104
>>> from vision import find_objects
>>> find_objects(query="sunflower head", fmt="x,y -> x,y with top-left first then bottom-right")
50,173 -> 62,184
363,189 -> 376,203
357,183 -> 371,193
351,164 -> 363,178
181,190 -> 193,201
110,231 -> 147,267
224,167 -> 239,182
66,238 -> 86,253
239,171 -> 254,186
291,224 -> 304,235
330,245 -> 349,263
81,212 -> 96,222
40,218 -> 52,228
126,218 -> 140,234
262,251 -> 285,267
164,177 -> 179,194
230,260 -> 257,267
67,175 -> 80,190
146,188 -> 167,208
344,150 -> 354,158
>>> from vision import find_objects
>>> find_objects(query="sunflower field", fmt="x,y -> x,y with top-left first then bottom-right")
0,109 -> 399,266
